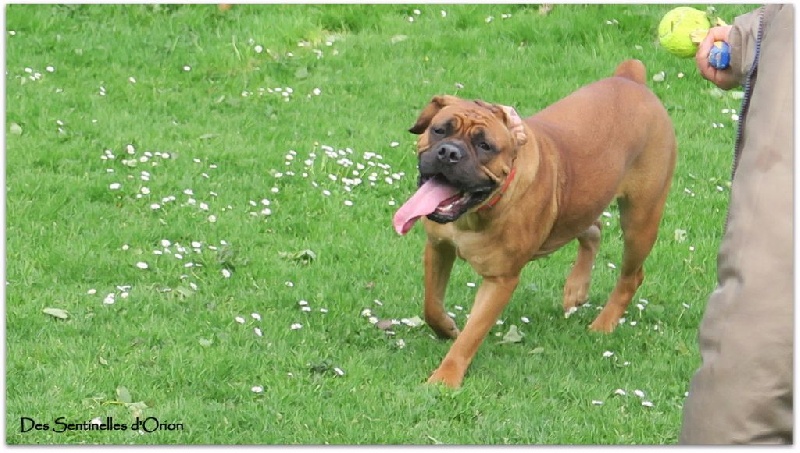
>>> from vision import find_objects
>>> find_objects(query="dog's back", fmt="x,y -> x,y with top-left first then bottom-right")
528,60 -> 673,162
526,59 -> 676,255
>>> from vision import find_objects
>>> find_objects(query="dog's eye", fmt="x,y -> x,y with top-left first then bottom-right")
431,126 -> 446,136
476,141 -> 492,152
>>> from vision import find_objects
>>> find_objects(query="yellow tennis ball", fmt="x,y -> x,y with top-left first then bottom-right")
658,7 -> 712,58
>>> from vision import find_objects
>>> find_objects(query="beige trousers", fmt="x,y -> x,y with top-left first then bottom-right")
679,6 -> 794,444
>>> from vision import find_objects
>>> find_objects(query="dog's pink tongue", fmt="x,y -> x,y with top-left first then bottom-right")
393,179 -> 460,235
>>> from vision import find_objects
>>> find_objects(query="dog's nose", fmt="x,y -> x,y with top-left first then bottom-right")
436,143 -> 463,164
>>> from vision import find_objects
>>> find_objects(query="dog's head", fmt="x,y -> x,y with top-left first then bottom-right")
393,95 -> 528,234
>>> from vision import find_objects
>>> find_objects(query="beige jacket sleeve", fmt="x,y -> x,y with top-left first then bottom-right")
728,5 -> 786,84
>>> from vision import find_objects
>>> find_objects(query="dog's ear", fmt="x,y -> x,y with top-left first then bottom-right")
499,105 -> 527,146
408,95 -> 459,134
474,101 -> 528,146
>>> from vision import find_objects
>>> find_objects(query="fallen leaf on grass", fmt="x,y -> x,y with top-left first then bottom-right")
116,386 -> 132,404
529,346 -> 545,354
708,87 -> 725,99
198,338 -> 213,347
217,245 -> 245,270
175,285 -> 195,299
295,66 -> 309,79
308,359 -> 333,374
42,307 -> 69,319
278,249 -> 317,265
127,401 -> 148,418
426,435 -> 443,445
390,34 -> 408,44
674,341 -> 691,355
10,122 -> 22,135
400,316 -> 424,327
499,325 -> 524,344
93,392 -> 149,418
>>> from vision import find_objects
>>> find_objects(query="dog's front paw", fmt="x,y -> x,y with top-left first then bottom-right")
427,362 -> 464,388
588,315 -> 618,333
562,283 -> 589,313
425,314 -> 460,339
589,304 -> 624,332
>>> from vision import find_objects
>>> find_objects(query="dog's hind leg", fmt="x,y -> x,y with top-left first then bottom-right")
423,239 -> 459,339
563,219 -> 602,314
589,192 -> 667,332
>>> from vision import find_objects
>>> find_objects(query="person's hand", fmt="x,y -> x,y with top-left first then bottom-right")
695,25 -> 739,90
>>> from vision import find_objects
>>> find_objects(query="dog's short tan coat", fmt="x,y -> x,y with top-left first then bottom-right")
403,60 -> 677,388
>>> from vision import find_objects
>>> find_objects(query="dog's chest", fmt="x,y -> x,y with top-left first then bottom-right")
429,225 -> 534,276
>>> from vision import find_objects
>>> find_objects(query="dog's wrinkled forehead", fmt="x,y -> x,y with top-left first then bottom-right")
432,104 -> 506,139
409,95 -> 527,149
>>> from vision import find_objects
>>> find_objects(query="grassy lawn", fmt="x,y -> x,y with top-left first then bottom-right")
6,3 -> 756,445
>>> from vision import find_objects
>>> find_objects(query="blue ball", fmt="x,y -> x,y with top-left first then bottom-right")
709,41 -> 731,70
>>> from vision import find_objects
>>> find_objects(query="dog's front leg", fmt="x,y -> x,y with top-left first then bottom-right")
428,275 -> 520,388
563,219 -> 602,313
423,239 -> 459,339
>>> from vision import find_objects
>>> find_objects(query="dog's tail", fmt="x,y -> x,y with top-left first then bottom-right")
613,59 -> 646,84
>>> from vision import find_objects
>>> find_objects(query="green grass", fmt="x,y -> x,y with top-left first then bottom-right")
6,3 -> 757,445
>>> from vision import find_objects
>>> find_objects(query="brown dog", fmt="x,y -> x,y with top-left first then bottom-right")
393,60 -> 676,388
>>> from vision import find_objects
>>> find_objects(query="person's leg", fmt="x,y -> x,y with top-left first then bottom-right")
680,62 -> 793,446
679,135 -> 793,443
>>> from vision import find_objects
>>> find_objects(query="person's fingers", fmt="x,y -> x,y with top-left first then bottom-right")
695,39 -> 717,81
695,26 -> 731,68
695,36 -> 714,73
707,25 -> 732,43
695,25 -> 737,89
